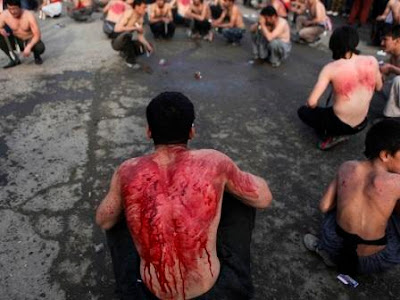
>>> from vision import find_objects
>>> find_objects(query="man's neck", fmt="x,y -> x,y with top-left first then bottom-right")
155,144 -> 188,151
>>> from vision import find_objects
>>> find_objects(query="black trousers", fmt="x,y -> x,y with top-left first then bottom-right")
297,106 -> 368,139
150,21 -> 175,39
111,33 -> 145,64
106,192 -> 256,300
0,34 -> 45,60
193,20 -> 211,36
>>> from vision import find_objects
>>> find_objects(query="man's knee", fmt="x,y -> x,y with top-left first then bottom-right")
297,105 -> 309,120
33,41 -> 45,55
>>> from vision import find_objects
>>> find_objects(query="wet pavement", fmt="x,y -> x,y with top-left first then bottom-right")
0,9 -> 398,300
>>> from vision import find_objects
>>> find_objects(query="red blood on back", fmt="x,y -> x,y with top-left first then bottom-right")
111,2 -> 125,14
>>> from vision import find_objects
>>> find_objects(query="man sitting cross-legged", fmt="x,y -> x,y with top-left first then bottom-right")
0,0 -> 45,68
304,119 -> 400,276
185,0 -> 213,41
96,92 -> 273,300
297,26 -> 383,150
212,0 -> 245,45
149,0 -> 175,39
250,5 -> 291,67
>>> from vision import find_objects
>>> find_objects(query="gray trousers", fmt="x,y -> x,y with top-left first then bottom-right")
295,15 -> 325,43
383,76 -> 400,117
251,31 -> 291,64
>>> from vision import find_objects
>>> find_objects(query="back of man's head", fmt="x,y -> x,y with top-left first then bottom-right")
6,0 -> 21,7
385,24 -> 400,40
260,5 -> 277,17
146,92 -> 195,145
364,119 -> 400,159
329,26 -> 360,60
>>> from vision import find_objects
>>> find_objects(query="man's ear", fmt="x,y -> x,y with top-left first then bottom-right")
379,150 -> 390,162
189,126 -> 195,140
146,126 -> 152,140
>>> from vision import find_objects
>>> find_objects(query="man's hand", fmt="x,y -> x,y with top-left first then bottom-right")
0,28 -> 9,37
136,25 -> 144,34
146,42 -> 154,54
23,46 -> 31,57
380,63 -> 393,75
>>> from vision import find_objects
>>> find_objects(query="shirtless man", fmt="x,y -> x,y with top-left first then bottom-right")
103,0 -> 132,37
185,0 -> 213,40
294,0 -> 329,43
96,92 -> 272,299
0,0 -> 45,68
377,0 -> 400,24
250,5 -> 291,67
304,119 -> 400,275
149,0 -> 175,39
212,0 -> 245,44
112,0 -> 153,67
380,25 -> 400,117
67,0 -> 93,22
298,26 -> 383,150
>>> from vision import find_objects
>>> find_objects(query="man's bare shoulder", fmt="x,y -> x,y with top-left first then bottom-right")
189,149 -> 231,162
338,160 -> 361,175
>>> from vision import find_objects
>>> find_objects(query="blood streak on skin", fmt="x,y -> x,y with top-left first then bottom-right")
119,149 -> 258,299
334,59 -> 376,98
111,2 -> 125,14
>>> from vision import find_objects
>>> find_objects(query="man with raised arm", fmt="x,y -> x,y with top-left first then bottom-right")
250,5 -> 291,67
297,26 -> 383,150
212,0 -> 245,45
111,0 -> 153,68
0,0 -> 45,68
304,119 -> 400,275
96,92 -> 272,299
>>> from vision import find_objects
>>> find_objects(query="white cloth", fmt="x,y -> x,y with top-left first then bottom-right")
42,2 -> 62,17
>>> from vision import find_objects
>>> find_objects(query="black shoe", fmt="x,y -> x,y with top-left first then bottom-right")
3,58 -> 21,69
34,56 -> 43,65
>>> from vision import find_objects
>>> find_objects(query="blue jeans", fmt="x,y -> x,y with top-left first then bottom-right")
221,28 -> 245,43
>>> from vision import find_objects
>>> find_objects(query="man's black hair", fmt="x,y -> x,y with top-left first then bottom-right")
6,0 -> 21,7
329,26 -> 360,60
364,119 -> 400,159
146,92 -> 195,145
260,5 -> 277,17
384,24 -> 400,40
133,0 -> 145,7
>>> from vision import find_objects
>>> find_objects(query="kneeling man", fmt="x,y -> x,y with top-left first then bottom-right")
0,0 -> 45,68
96,92 -> 272,299
304,119 -> 400,275
250,6 -> 291,67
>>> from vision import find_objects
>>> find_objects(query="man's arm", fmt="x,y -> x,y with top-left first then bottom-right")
307,2 -> 325,24
260,18 -> 284,41
96,169 -> 124,230
375,59 -> 383,91
212,8 -> 226,26
103,0 -> 112,13
0,13 -> 7,36
166,5 -> 173,22
223,155 -> 272,209
377,0 -> 392,20
319,177 -> 337,213
24,12 -> 41,56
218,6 -> 238,28
306,65 -> 330,108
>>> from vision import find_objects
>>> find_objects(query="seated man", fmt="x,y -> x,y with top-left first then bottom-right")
149,0 -> 175,39
298,26 -> 382,150
111,0 -> 153,68
294,0 -> 329,44
372,0 -> 400,46
250,5 -> 291,67
0,0 -> 45,68
170,0 -> 190,25
103,0 -> 132,38
96,92 -> 272,299
185,0 -> 213,41
304,119 -> 400,275
39,0 -> 62,19
212,0 -> 245,45
67,0 -> 93,22
379,25 -> 400,118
